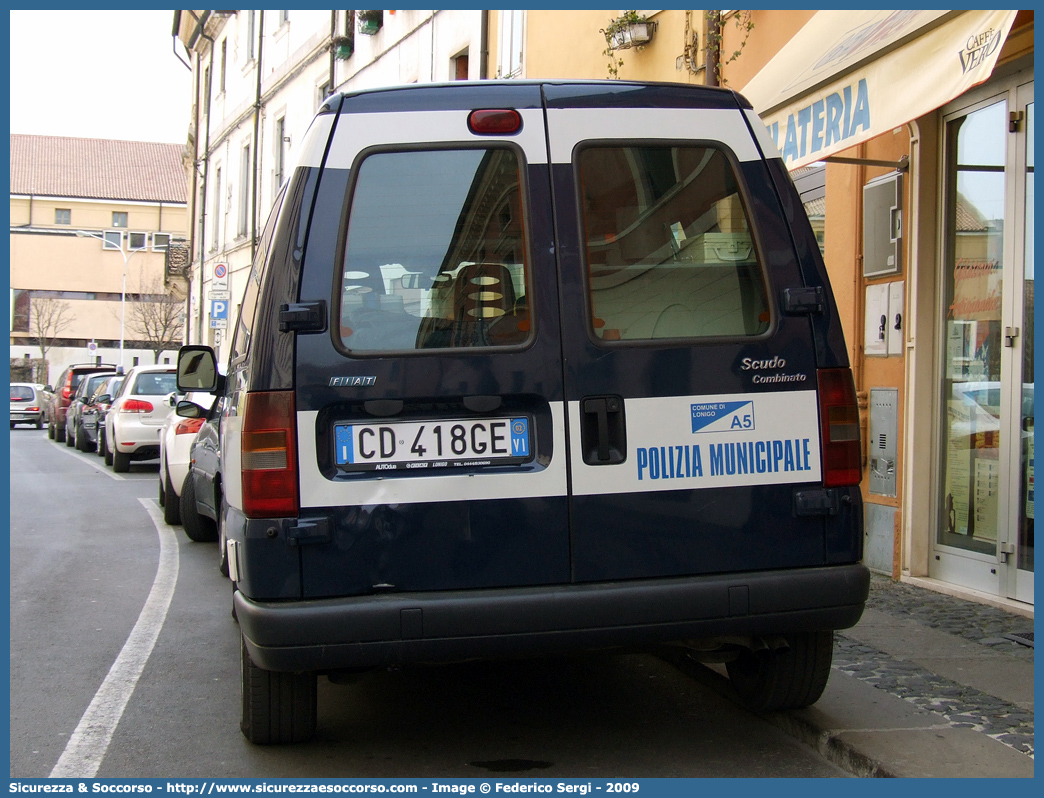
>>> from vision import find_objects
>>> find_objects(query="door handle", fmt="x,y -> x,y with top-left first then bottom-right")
580,395 -> 626,465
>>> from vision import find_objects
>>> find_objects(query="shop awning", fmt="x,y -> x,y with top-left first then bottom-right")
741,9 -> 1018,170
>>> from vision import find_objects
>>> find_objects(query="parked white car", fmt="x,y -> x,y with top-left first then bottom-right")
158,391 -> 215,526
103,365 -> 179,473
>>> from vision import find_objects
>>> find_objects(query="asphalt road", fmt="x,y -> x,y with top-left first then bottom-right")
9,428 -> 851,779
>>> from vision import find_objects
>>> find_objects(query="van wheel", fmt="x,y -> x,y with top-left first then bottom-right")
241,637 -> 317,744
725,631 -> 833,712
180,475 -> 217,542
163,460 -> 181,526
218,495 -> 229,577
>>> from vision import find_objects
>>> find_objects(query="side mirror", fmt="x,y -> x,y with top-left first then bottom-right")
177,345 -> 219,393
175,400 -> 205,419
45,385 -> 53,393
94,394 -> 111,406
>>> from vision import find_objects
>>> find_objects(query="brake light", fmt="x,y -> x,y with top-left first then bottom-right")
174,417 -> 205,436
241,391 -> 298,518
120,399 -> 154,414
26,406 -> 39,412
817,368 -> 862,487
468,108 -> 522,135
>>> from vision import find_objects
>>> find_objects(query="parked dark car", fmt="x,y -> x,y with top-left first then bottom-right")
83,374 -> 126,457
178,396 -> 224,566
47,363 -> 117,442
65,371 -> 117,451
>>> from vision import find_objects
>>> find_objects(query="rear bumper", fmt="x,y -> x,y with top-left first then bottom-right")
11,411 -> 42,423
237,563 -> 870,672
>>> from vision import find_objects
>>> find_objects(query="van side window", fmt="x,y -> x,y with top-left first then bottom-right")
339,148 -> 530,352
579,145 -> 770,341
231,186 -> 286,362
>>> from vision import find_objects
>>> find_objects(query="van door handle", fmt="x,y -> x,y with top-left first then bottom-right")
580,395 -> 626,465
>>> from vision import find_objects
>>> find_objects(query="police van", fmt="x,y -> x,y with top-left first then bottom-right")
176,80 -> 869,744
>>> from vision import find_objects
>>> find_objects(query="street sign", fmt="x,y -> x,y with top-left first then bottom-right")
213,262 -> 229,291
208,290 -> 231,301
210,318 -> 228,329
211,299 -> 229,320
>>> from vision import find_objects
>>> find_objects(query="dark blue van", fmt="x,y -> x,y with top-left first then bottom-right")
177,80 -> 869,744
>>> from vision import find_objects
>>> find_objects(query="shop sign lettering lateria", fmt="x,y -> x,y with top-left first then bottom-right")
743,10 -> 1017,170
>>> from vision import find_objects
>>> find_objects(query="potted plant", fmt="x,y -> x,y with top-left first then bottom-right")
357,9 -> 383,35
331,35 -> 354,60
602,10 -> 656,51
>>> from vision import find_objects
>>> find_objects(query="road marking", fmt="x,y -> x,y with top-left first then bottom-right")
50,499 -> 179,778
56,444 -> 127,481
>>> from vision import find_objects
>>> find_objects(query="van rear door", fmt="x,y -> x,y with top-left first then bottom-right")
294,85 -> 570,598
543,84 -> 829,583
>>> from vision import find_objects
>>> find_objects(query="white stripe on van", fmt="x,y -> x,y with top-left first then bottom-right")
292,113 -> 336,171
743,109 -> 782,161
569,390 -> 822,497
296,402 -> 569,508
545,107 -> 763,164
313,108 -> 550,170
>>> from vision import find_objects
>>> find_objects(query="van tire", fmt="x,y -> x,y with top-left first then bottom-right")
163,461 -> 181,526
725,631 -> 833,712
113,447 -> 130,473
241,637 -> 317,744
180,475 -> 217,542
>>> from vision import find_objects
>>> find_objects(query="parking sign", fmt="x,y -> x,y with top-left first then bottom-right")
213,262 -> 228,291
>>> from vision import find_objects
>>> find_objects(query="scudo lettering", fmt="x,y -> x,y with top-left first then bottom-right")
741,356 -> 787,370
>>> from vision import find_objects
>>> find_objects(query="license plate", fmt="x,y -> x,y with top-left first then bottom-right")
334,417 -> 531,472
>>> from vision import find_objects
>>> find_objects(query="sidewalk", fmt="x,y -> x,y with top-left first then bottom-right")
673,574 -> 1035,777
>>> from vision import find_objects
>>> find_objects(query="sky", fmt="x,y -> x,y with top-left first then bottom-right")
9,9 -> 193,145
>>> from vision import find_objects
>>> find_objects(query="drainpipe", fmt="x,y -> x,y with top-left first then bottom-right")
480,10 -> 489,79
251,11 -> 265,263
189,11 -> 216,345
329,11 -> 336,95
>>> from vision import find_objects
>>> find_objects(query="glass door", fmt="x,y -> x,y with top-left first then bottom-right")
934,76 -> 1033,605
1010,82 -> 1033,603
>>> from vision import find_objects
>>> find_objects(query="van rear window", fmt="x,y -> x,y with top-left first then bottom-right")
338,148 -> 530,352
579,145 -> 769,341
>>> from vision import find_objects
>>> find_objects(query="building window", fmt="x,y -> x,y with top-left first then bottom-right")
239,144 -> 251,237
152,233 -> 171,251
128,232 -> 147,251
112,212 -> 128,228
499,10 -> 524,78
55,209 -> 71,225
793,164 -> 826,256
278,10 -> 289,26
103,231 -> 123,250
274,116 -> 286,189
246,10 -> 256,61
317,80 -> 331,110
453,51 -> 470,81
211,166 -> 222,251
219,39 -> 227,94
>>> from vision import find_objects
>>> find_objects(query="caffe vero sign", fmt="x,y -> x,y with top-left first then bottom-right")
743,10 -> 1017,170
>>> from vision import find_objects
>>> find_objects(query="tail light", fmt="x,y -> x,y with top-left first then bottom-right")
817,368 -> 862,487
120,399 -> 154,414
26,406 -> 39,412
174,417 -> 205,436
62,378 -> 73,400
241,391 -> 298,518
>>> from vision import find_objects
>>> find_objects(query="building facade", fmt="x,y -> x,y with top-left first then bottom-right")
174,9 -> 486,364
508,9 -> 1034,612
9,135 -> 188,383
